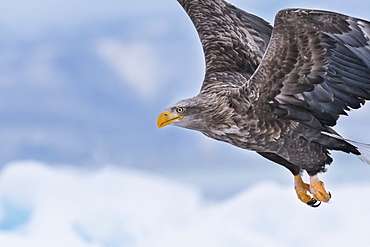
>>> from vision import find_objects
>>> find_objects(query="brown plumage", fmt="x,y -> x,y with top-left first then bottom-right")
157,0 -> 370,207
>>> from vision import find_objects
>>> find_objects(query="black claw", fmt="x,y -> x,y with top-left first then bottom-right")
328,191 -> 332,199
306,198 -> 317,205
307,198 -> 321,207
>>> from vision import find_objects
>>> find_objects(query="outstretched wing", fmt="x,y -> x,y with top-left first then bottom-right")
246,9 -> 370,128
177,0 -> 272,90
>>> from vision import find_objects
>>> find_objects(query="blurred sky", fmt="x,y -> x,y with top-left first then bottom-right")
1,0 -> 370,199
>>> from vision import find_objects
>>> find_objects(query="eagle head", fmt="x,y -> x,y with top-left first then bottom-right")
157,96 -> 212,131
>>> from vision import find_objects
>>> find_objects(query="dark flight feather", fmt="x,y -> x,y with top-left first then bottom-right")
247,9 -> 370,128
178,0 -> 272,90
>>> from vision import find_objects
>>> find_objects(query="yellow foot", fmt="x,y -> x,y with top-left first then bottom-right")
309,175 -> 331,203
294,175 -> 321,207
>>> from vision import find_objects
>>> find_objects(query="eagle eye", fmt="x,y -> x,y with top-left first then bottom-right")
176,107 -> 185,114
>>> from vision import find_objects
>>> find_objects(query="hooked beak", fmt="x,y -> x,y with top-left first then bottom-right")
157,110 -> 184,128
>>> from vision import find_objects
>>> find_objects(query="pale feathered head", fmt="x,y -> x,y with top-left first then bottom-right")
157,96 -> 211,131
157,93 -> 232,132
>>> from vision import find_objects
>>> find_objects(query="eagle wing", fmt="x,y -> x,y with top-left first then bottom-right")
246,9 -> 370,128
177,0 -> 272,89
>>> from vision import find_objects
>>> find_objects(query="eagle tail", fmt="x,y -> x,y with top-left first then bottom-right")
321,128 -> 370,164
346,140 -> 370,165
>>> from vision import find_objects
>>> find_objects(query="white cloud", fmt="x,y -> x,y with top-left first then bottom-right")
1,161 -> 370,247
97,39 -> 163,99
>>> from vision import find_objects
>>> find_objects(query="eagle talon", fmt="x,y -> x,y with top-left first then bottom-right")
310,175 -> 331,203
307,198 -> 321,207
306,198 -> 317,205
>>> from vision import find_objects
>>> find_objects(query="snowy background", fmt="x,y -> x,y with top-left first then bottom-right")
1,0 -> 370,246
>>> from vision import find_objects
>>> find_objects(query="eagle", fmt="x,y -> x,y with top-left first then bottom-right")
157,0 -> 370,207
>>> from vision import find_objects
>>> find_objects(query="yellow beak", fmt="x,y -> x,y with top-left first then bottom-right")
157,110 -> 184,128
